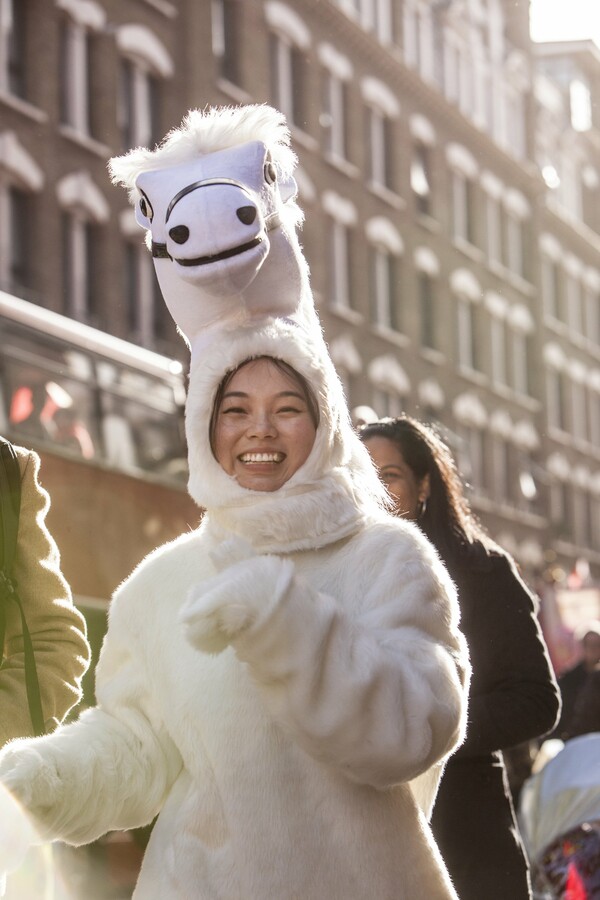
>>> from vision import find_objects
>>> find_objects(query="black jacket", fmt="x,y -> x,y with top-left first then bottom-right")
430,543 -> 561,900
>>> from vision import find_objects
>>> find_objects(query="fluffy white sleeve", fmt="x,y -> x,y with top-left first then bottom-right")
185,526 -> 469,791
0,581 -> 182,846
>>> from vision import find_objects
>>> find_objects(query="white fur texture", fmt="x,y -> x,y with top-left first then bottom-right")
181,554 -> 294,654
0,506 -> 468,899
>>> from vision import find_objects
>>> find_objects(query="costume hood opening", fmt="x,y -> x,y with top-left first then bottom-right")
186,317 -> 385,553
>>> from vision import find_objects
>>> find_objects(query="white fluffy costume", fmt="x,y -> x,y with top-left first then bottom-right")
0,106 -> 469,899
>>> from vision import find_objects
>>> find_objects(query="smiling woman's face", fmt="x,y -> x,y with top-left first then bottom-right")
213,358 -> 317,492
362,434 -> 428,521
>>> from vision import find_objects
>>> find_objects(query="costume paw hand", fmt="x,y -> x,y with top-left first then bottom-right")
0,744 -> 60,816
181,555 -> 294,655
0,781 -> 37,880
209,537 -> 256,573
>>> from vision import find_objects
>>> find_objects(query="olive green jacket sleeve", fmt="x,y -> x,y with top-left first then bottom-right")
0,447 -> 90,746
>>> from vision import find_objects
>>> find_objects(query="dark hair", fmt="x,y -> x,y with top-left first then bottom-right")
359,415 -> 490,561
209,356 -> 320,456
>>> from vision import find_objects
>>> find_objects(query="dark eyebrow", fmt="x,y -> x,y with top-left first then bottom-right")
221,390 -> 306,401
222,390 -> 248,400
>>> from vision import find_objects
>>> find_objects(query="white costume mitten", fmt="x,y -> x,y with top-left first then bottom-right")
181,552 -> 294,654
0,742 -> 61,818
0,782 -> 37,896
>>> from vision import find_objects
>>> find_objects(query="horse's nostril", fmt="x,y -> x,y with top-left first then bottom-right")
237,206 -> 257,226
169,225 -> 190,244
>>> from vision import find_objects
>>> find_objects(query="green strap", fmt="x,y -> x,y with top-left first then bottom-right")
0,574 -> 45,736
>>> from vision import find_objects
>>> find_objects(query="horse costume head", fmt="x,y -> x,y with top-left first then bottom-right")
109,103 -> 384,517
109,105 -> 319,349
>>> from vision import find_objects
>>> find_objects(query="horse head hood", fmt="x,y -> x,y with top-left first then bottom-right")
109,104 -> 385,552
109,104 -> 319,341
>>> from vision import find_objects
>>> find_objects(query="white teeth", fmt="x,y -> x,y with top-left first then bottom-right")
240,452 -> 283,463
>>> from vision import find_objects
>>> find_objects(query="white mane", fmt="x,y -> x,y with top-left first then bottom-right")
109,104 -> 298,205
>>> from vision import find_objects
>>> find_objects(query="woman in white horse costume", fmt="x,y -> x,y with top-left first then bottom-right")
0,105 -> 470,899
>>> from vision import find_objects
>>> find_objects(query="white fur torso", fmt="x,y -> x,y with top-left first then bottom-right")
96,513 -> 462,899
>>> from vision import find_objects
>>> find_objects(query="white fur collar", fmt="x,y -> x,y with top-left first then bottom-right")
203,468 -> 369,554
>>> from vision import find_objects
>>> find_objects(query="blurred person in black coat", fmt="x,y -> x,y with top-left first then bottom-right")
552,622 -> 600,741
360,416 -> 561,900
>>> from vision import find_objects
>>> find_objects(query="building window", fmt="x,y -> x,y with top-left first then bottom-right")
443,30 -> 472,114
411,142 -> 432,216
119,59 -> 159,152
0,0 -> 26,97
323,72 -> 348,159
266,3 -> 311,131
588,384 -> 600,449
324,192 -> 357,313
58,2 -> 106,137
516,450 -> 538,514
361,78 -> 399,194
270,33 -> 308,129
7,187 -> 29,293
319,44 -> 352,162
546,368 -> 567,433
451,170 -> 476,245
116,26 -> 173,152
124,242 -> 172,349
0,133 -> 44,297
541,256 -> 561,320
565,271 -> 583,335
366,106 -> 393,191
447,145 -> 479,245
572,485 -> 589,547
372,0 -> 394,45
485,193 -> 502,265
490,315 -> 507,387
328,217 -> 353,311
503,85 -> 526,159
403,0 -> 434,81
505,213 -> 524,278
0,186 -> 30,296
511,330 -> 529,396
457,295 -> 479,371
369,355 -> 410,418
570,375 -> 587,442
550,476 -> 569,537
570,78 -> 592,132
369,246 -> 400,331
456,424 -> 484,493
366,217 -> 403,331
372,387 -> 403,418
418,272 -> 436,350
584,284 -> 600,346
212,0 -> 243,86
57,170 -> 109,325
592,492 -> 600,551
59,16 -> 92,134
61,213 -> 98,324
491,434 -> 510,503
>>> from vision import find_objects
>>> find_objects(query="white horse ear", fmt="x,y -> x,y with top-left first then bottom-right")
278,173 -> 298,205
261,146 -> 297,205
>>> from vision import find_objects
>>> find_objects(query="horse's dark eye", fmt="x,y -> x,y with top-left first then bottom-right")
264,162 -> 277,185
139,195 -> 154,222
